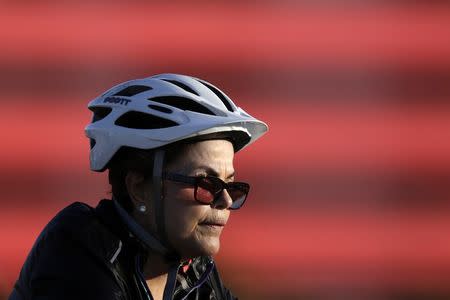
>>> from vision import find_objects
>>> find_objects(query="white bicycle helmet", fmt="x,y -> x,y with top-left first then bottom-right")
85,73 -> 268,172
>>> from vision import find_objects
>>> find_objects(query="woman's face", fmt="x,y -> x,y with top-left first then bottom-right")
162,139 -> 235,259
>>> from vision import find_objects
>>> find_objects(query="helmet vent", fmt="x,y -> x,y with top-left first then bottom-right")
90,139 -> 96,149
113,85 -> 152,97
149,96 -> 215,115
115,111 -> 178,129
161,79 -> 199,96
197,80 -> 234,112
149,104 -> 173,114
90,107 -> 112,122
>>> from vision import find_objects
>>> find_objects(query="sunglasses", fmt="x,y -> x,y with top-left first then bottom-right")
162,172 -> 250,210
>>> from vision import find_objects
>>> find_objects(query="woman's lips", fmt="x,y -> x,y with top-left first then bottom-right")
199,223 -> 225,229
199,220 -> 226,226
198,219 -> 226,232
198,224 -> 224,234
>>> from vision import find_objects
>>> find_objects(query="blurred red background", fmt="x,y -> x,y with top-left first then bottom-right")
1,2 -> 450,299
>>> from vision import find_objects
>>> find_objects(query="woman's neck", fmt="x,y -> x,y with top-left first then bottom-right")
142,251 -> 169,300
146,275 -> 167,300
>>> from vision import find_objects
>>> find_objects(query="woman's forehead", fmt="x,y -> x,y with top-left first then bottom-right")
168,140 -> 235,175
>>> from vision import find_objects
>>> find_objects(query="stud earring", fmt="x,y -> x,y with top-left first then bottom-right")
138,203 -> 147,213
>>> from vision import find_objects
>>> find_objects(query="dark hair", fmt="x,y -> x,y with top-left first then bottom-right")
108,147 -> 153,212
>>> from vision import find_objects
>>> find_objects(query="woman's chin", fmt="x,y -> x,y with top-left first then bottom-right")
200,240 -> 220,257
179,236 -> 221,259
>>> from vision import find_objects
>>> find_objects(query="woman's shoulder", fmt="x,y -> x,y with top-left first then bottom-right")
11,201 -> 125,299
43,201 -> 96,232
36,200 -> 122,262
36,201 -> 101,246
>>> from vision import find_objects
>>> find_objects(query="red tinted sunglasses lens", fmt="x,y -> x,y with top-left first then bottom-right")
195,177 -> 221,204
195,186 -> 215,203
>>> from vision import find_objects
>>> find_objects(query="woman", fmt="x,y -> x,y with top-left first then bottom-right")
9,73 -> 268,300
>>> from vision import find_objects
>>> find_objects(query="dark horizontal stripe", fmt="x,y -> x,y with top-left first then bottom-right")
249,171 -> 450,208
1,64 -> 450,101
2,169 -> 449,208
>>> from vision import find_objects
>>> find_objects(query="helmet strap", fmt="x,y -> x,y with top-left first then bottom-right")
152,149 -> 178,260
113,197 -> 168,254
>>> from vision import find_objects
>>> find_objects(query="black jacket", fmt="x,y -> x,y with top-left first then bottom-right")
9,200 -> 236,300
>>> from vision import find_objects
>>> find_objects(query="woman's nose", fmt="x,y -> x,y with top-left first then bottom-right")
212,189 -> 233,210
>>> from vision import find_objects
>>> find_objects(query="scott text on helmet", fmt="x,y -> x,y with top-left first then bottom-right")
103,96 -> 131,106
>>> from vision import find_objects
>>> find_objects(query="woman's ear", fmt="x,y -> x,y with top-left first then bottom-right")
125,171 -> 151,208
